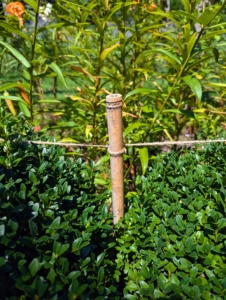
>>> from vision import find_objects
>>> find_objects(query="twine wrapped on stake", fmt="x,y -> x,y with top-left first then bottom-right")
106,94 -> 125,224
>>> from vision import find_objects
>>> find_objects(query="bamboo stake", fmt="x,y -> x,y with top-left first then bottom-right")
106,94 -> 124,224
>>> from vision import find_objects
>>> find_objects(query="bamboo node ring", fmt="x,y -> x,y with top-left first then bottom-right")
106,101 -> 122,108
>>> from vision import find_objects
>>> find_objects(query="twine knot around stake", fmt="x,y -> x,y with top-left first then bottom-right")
108,147 -> 126,157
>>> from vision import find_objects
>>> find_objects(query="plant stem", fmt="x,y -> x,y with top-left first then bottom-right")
92,14 -> 106,145
29,0 -> 41,122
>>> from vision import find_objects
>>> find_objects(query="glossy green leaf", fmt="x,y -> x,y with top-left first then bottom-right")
24,0 -> 38,11
58,244 -> 70,256
0,95 -> 23,101
0,224 -> 5,236
0,22 -> 32,42
8,218 -> 18,233
0,41 -> 30,68
135,49 -> 181,66
67,271 -> 81,279
208,82 -> 226,88
37,22 -> 68,34
97,267 -> 105,284
124,88 -> 158,101
47,269 -> 56,284
100,44 -> 119,63
172,10 -> 198,22
76,284 -> 88,297
50,216 -> 61,229
124,122 -> 149,137
201,29 -> 226,41
53,241 -> 61,255
0,82 -> 30,93
185,237 -> 193,253
29,220 -> 38,237
198,8 -> 215,26
126,282 -> 139,292
139,147 -> 148,175
124,294 -> 137,300
96,252 -> 105,267
186,33 -> 197,59
106,2 -> 135,21
139,280 -> 149,290
182,76 -> 202,104
181,0 -> 190,13
176,215 -> 184,229
81,257 -> 91,268
28,258 -> 39,277
18,101 -> 31,117
163,109 -> 195,119
29,172 -> 37,184
49,62 -> 67,89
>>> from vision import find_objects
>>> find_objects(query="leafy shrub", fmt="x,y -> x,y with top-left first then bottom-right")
1,114 -> 226,299
116,143 -> 226,299
0,116 -> 118,299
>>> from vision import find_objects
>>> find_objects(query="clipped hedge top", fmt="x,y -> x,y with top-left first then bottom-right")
119,142 -> 226,299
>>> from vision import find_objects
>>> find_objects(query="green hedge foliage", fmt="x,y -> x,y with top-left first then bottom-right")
119,142 -> 226,299
0,117 -> 118,299
1,117 -> 226,299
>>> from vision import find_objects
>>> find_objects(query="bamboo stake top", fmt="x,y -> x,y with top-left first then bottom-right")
106,94 -> 122,107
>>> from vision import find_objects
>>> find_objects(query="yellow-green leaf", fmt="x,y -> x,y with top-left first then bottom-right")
100,44 -> 119,63
198,8 -> 215,27
0,41 -> 30,68
139,147 -> 148,175
182,76 -> 202,105
23,0 -> 38,12
49,62 -> 67,89
4,92 -> 16,115
86,125 -> 93,139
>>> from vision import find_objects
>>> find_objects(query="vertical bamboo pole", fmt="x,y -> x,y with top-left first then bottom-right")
106,94 -> 124,224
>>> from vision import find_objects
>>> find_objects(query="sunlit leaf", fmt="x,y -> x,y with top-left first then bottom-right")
0,21 -> 32,42
124,122 -> 149,137
0,41 -> 30,68
182,76 -> 202,104
198,8 -> 215,26
163,109 -> 195,119
100,44 -> 119,63
136,49 -> 181,68
18,101 -> 31,117
139,147 -> 149,175
49,62 -> 67,89
4,91 -> 16,115
125,88 -> 158,100
86,125 -> 93,139
181,0 -> 190,13
23,0 -> 38,12
0,82 -> 30,93
186,33 -> 196,59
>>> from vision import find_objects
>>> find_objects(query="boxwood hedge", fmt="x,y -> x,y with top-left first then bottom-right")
0,115 -> 226,299
0,116 -> 118,299
118,143 -> 226,299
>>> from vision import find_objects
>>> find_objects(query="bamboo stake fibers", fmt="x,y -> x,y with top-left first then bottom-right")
106,94 -> 124,224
